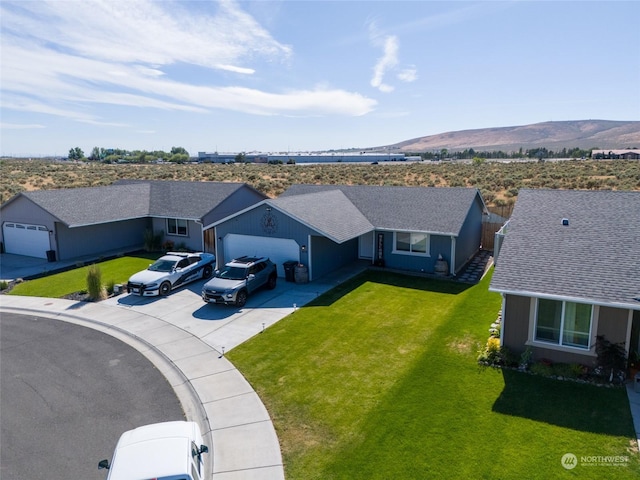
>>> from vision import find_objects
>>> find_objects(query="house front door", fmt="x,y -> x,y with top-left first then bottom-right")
204,229 -> 216,254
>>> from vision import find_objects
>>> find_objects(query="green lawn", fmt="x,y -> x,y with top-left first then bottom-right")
7,253 -> 157,298
228,270 -> 639,479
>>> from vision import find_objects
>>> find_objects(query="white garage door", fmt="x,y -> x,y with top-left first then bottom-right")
224,234 -> 299,277
3,222 -> 50,258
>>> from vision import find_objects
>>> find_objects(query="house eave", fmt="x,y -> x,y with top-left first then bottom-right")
489,287 -> 640,311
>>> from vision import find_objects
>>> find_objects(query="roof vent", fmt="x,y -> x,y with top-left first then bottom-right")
562,218 -> 569,226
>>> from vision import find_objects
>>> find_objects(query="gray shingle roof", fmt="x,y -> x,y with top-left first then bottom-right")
268,190 -> 373,243
490,189 -> 640,308
281,184 -> 483,235
115,180 -> 250,219
20,181 -> 252,227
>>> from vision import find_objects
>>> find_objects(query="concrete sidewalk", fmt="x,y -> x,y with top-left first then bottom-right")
0,261 -> 369,480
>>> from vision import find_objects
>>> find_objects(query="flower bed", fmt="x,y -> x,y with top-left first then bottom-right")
478,311 -> 627,387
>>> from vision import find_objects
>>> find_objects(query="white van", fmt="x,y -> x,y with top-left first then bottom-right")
98,421 -> 209,480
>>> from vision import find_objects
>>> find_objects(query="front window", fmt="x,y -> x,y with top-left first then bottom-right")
168,218 -> 188,236
394,232 -> 429,255
535,299 -> 592,349
215,266 -> 248,280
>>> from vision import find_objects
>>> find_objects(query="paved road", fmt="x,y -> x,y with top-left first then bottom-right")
0,313 -> 185,480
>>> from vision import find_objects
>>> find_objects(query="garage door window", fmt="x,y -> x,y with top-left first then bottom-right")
167,218 -> 188,236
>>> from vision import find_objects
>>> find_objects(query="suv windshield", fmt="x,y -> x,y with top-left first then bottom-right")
148,259 -> 177,272
215,266 -> 248,280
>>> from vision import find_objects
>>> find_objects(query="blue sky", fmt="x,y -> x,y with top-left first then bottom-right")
1,0 -> 638,157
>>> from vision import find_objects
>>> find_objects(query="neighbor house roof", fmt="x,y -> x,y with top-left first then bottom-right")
280,184 -> 485,236
490,189 -> 640,309
8,181 -> 258,227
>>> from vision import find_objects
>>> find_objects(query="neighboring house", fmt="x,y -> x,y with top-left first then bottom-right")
490,189 -> 640,366
0,181 -> 266,261
209,185 -> 487,280
591,149 -> 640,160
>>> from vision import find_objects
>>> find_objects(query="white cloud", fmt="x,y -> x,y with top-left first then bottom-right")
397,67 -> 418,83
368,20 -> 416,93
0,0 -> 375,122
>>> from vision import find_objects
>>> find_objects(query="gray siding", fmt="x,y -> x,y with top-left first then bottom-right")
150,218 -> 203,252
311,236 -> 358,279
0,196 -> 58,245
56,218 -> 149,260
454,197 -> 483,272
202,188 -> 266,226
379,230 -> 452,274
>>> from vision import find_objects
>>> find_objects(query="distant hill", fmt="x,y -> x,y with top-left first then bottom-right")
386,120 -> 640,153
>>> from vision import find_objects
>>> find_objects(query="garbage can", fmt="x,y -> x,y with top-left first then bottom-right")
634,373 -> 640,393
294,264 -> 308,284
283,261 -> 297,282
46,250 -> 57,262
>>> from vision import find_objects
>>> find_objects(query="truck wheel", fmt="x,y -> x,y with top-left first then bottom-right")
266,274 -> 277,290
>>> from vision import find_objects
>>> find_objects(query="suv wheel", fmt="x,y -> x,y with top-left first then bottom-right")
236,290 -> 247,307
266,274 -> 277,290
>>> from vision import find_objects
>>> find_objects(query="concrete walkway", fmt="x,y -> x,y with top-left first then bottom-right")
0,261 -> 368,480
627,379 -> 640,452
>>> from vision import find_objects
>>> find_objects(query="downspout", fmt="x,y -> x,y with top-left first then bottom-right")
450,236 -> 456,276
214,226 -> 220,269
625,309 -> 633,357
195,219 -> 204,252
500,294 -> 506,347
307,234 -> 312,281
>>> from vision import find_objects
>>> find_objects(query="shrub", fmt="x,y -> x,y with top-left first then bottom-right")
530,362 -> 553,377
86,264 -> 107,301
143,229 -> 164,252
105,279 -> 115,296
0,280 -> 8,291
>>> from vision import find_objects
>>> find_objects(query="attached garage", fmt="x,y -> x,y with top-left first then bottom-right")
2,222 -> 50,258
223,234 -> 299,277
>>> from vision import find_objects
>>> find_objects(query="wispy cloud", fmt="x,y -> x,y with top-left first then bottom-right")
368,20 -> 417,93
0,0 -> 376,123
0,123 -> 46,130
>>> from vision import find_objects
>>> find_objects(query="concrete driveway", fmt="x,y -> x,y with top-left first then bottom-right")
102,272 -> 351,354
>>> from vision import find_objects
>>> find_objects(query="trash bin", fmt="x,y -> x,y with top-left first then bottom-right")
46,250 -> 56,262
634,373 -> 640,393
283,261 -> 297,282
294,264 -> 308,284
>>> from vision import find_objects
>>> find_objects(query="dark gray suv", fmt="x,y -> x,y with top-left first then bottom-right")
202,256 -> 277,306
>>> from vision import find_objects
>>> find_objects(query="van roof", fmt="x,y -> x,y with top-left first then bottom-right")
107,421 -> 200,480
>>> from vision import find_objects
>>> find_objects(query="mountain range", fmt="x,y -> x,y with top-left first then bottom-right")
386,120 -> 640,153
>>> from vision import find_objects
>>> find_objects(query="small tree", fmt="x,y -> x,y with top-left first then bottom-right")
595,335 -> 627,383
86,264 -> 107,301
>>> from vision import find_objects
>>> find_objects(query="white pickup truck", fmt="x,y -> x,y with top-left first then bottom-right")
98,421 -> 209,480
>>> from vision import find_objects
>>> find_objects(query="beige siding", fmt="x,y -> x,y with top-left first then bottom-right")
597,306 -> 630,346
503,295 -> 632,366
502,294 -> 531,355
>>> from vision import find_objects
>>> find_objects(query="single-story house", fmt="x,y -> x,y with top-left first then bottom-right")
0,180 -> 266,261
591,149 -> 640,160
208,184 -> 487,280
490,189 -> 640,366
